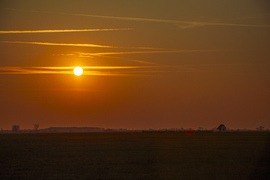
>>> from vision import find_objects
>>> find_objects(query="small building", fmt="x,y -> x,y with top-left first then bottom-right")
217,124 -> 226,132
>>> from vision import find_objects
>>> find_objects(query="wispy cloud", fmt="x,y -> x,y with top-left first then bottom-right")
6,8 -> 270,29
77,49 -> 224,57
100,55 -> 159,65
56,53 -> 160,65
65,13 -> 270,28
1,41 -> 163,50
176,22 -> 205,29
57,49 -> 226,65
0,66 -> 72,75
0,66 -> 154,74
0,66 -> 194,76
2,41 -> 114,48
0,28 -> 132,34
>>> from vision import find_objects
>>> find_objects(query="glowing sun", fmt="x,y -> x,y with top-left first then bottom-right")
73,67 -> 83,76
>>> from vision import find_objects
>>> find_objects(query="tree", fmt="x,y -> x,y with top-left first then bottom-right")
34,123 -> 39,131
12,125 -> 20,133
217,124 -> 226,132
256,126 -> 264,131
198,127 -> 204,131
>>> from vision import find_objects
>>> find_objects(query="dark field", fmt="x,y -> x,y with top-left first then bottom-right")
0,132 -> 269,179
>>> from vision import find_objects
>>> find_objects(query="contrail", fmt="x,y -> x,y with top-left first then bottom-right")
0,28 -> 132,34
78,49 -> 224,56
99,55 -> 160,65
66,13 -> 270,28
2,41 -> 114,48
6,8 -> 270,28
1,41 -> 163,50
57,53 -> 160,65
60,49 -> 226,65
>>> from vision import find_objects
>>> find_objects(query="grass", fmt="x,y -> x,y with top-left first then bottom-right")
0,132 -> 269,179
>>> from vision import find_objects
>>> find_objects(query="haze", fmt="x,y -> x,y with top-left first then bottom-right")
0,0 -> 269,130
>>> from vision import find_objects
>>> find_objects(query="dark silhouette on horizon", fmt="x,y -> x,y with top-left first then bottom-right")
11,125 -> 20,133
217,124 -> 226,132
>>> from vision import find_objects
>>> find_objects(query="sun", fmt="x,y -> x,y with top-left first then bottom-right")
73,67 -> 83,76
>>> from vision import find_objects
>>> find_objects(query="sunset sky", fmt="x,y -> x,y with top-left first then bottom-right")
0,0 -> 270,130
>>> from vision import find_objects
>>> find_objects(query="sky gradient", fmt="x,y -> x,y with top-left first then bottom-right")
0,0 -> 270,130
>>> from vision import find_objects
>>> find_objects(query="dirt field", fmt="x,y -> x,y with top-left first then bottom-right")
0,132 -> 269,179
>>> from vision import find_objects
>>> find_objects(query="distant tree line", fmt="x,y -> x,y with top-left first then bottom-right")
0,124 -> 268,134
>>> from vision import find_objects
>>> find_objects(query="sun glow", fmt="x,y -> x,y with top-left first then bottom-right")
73,67 -> 83,76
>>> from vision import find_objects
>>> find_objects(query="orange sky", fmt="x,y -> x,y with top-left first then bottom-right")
0,1 -> 270,130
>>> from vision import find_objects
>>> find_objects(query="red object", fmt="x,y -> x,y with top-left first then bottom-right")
186,129 -> 194,136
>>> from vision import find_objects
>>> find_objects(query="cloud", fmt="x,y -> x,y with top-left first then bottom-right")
0,66 -> 194,76
65,53 -> 159,65
6,8 -> 270,29
66,13 -> 270,28
77,49 -> 224,57
0,28 -> 132,34
2,41 -> 114,48
0,66 -> 72,75
58,49 -> 226,65
176,22 -> 205,29
1,41 -> 163,50
102,56 -> 159,65
0,66 -> 153,74
3,41 -> 221,53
